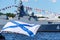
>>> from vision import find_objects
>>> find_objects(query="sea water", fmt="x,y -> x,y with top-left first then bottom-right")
2,32 -> 60,40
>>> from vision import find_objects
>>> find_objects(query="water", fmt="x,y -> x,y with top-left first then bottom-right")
1,32 -> 60,40
1,24 -> 60,40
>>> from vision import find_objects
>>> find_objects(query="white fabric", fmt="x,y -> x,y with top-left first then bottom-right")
1,21 -> 40,36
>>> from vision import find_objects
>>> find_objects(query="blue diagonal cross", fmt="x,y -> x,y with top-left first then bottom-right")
2,20 -> 34,37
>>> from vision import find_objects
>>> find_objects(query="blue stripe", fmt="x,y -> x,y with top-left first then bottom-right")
2,25 -> 17,30
10,20 -> 33,27
3,20 -> 34,37
10,20 -> 34,37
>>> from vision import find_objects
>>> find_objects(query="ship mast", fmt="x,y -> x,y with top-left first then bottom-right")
17,0 -> 25,20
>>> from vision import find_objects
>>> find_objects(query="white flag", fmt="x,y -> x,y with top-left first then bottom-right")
1,20 -> 40,37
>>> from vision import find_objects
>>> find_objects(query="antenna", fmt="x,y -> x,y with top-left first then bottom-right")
14,0 -> 16,4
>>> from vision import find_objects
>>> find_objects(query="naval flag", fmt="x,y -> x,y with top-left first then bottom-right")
1,20 -> 40,37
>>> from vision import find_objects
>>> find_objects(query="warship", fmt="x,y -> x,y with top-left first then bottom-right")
0,0 -> 60,40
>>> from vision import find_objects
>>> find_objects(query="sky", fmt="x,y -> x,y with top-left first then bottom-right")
0,0 -> 60,14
